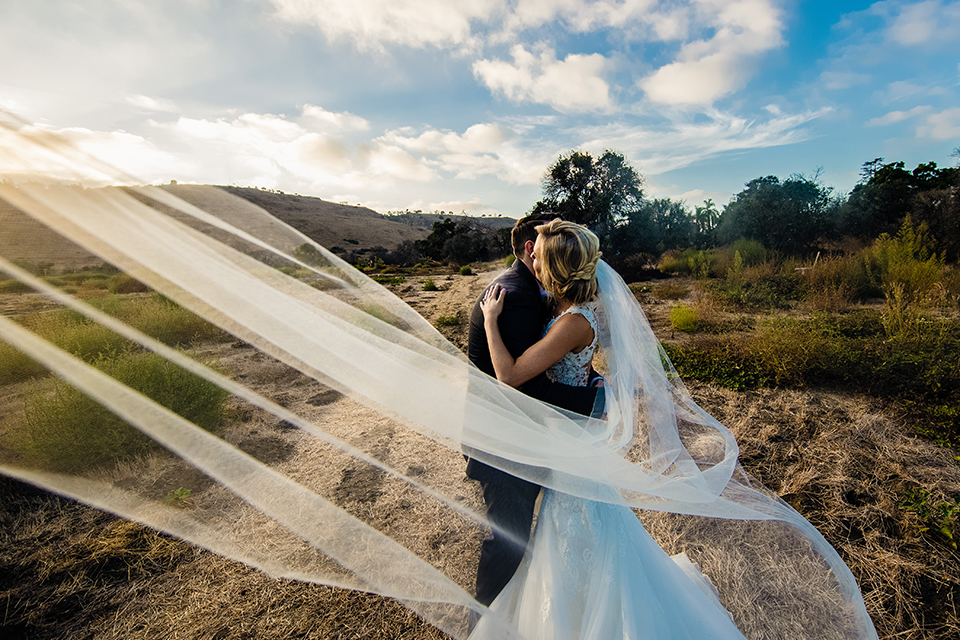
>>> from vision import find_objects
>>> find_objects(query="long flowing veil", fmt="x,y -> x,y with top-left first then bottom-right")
0,111 -> 878,639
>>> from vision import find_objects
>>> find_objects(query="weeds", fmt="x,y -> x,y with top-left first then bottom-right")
669,305 -> 698,332
899,487 -> 959,549
163,487 -> 193,508
652,282 -> 689,300
11,351 -> 230,472
0,294 -> 229,386
435,315 -> 460,327
422,279 -> 439,292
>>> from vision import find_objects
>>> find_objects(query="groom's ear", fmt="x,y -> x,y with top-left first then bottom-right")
524,240 -> 535,258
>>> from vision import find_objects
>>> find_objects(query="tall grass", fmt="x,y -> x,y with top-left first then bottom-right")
11,351 -> 230,472
0,294 -> 229,386
666,310 -> 960,445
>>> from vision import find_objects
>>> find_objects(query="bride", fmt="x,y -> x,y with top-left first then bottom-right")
471,220 -> 748,639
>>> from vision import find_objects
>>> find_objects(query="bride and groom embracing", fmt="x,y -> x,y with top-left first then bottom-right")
463,215 -> 748,639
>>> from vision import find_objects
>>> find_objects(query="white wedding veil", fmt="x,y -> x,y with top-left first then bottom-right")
0,113 -> 878,639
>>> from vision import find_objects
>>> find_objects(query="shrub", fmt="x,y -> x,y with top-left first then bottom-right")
669,305 -> 698,332
798,254 -> 875,311
108,274 -> 150,294
730,238 -> 767,266
0,295 -> 229,386
422,278 -> 439,292
652,282 -> 689,300
899,487 -> 959,549
873,217 -> 944,305
663,340 -> 766,391
712,279 -> 787,310
435,315 -> 460,327
459,265 -> 473,276
659,249 -> 697,275
0,279 -> 34,294
0,340 -> 47,385
11,351 -> 230,472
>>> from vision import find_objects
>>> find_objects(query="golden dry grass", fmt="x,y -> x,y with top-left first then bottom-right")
2,269 -> 960,640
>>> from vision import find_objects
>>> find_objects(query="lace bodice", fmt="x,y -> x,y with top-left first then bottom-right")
543,303 -> 599,387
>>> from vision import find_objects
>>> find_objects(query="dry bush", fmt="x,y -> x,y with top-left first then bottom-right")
653,281 -> 690,300
803,285 -> 855,313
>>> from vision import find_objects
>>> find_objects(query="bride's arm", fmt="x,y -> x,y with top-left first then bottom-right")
481,285 -> 591,387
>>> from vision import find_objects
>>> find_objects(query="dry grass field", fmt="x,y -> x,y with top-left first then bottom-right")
1,188 -> 959,639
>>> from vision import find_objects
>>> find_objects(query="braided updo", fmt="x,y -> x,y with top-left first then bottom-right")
535,220 -> 601,305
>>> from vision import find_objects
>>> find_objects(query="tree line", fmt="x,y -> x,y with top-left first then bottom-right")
402,148 -> 960,270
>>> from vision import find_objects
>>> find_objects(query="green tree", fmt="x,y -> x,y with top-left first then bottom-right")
415,218 -> 509,265
693,199 -> 721,246
648,198 -> 696,251
532,150 -> 644,244
718,174 -> 835,253
840,158 -> 960,242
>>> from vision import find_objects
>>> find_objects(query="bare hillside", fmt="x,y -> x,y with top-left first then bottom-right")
214,186 -> 430,254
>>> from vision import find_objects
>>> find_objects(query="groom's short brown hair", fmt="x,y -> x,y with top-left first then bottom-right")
511,212 -> 561,257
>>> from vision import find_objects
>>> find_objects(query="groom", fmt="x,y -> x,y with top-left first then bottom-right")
465,213 -> 602,607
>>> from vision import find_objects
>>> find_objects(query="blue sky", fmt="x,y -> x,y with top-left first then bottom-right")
1,0 -> 958,217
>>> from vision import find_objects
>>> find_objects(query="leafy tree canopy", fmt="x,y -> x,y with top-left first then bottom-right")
841,158 -> 959,244
718,174 -> 836,254
532,150 -> 644,241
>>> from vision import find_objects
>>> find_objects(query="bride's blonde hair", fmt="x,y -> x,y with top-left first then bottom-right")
536,220 -> 601,305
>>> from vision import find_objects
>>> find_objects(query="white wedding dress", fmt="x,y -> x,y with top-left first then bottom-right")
472,304 -> 749,640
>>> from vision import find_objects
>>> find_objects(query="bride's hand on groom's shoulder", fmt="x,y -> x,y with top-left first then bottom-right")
480,284 -> 507,323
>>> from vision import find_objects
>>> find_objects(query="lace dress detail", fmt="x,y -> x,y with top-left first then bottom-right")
470,303 -> 746,640
543,303 -> 598,388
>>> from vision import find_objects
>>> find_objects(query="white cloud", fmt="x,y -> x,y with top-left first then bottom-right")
362,144 -> 438,181
638,0 -> 784,106
575,107 -> 829,175
473,45 -> 613,112
300,105 -> 370,133
820,71 -> 872,90
127,95 -> 180,113
863,105 -> 960,140
865,105 -> 932,126
0,123 -> 177,186
916,106 -> 960,140
885,0 -> 960,46
266,0 -> 499,51
873,80 -> 926,103
383,122 -> 509,155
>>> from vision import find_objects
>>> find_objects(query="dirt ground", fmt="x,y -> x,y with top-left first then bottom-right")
2,266 -> 960,639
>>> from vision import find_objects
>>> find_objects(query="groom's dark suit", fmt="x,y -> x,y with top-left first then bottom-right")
466,259 -> 599,606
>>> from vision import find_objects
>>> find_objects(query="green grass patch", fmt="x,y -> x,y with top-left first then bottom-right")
435,315 -> 460,327
0,279 -> 33,294
669,304 -> 698,332
422,278 -> 439,292
373,275 -> 406,285
10,350 -> 230,472
663,341 -> 766,391
899,487 -> 960,549
0,294 -> 230,386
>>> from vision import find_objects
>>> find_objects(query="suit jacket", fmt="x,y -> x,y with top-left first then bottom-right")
465,260 -> 599,481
